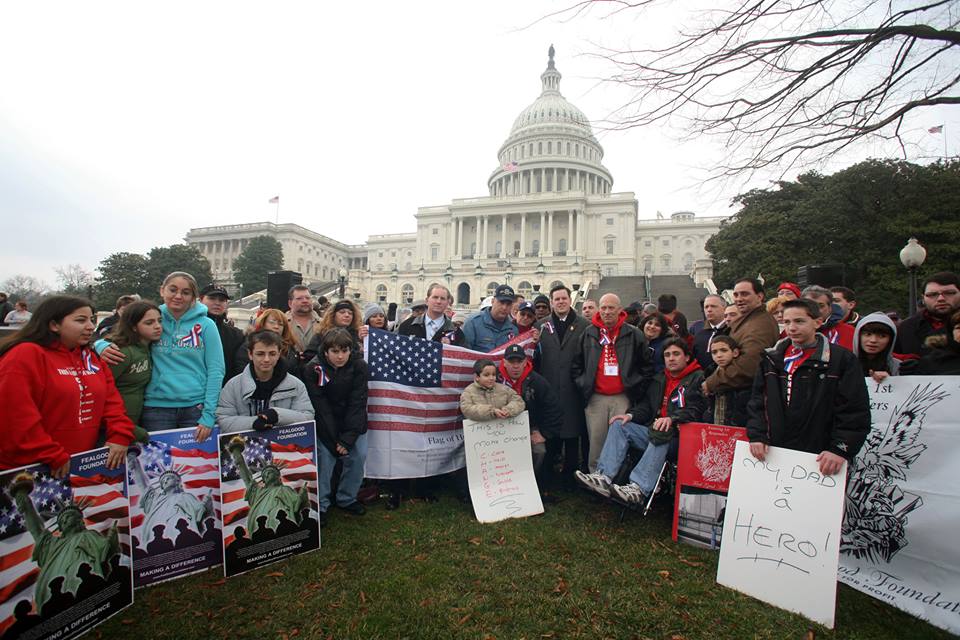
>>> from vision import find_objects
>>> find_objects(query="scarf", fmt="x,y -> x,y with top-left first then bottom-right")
660,360 -> 702,417
783,342 -> 816,403
499,359 -> 533,397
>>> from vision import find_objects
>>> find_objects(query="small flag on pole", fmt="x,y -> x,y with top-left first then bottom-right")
502,161 -> 519,173
268,195 -> 280,204
928,125 -> 944,134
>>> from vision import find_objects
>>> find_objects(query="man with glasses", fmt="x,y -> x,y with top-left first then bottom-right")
896,272 -> 960,356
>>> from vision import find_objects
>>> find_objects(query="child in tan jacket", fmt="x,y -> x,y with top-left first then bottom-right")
460,359 -> 525,421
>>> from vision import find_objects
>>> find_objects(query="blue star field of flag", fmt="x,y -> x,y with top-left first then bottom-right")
367,330 -> 442,387
219,437 -> 273,481
130,441 -> 173,483
0,471 -> 71,539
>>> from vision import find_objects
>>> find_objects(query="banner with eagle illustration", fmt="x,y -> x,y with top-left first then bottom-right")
838,376 -> 960,635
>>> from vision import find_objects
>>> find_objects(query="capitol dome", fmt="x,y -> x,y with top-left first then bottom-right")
488,45 -> 613,198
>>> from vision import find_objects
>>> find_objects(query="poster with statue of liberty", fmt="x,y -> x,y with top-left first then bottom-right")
0,448 -> 133,640
218,422 -> 321,578
126,428 -> 222,588
838,376 -> 960,635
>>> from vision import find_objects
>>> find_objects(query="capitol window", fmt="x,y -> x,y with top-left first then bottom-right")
547,141 -> 552,154
644,240 -> 652,247
432,228 -> 438,235
401,284 -> 414,304
606,239 -> 615,255
606,218 -> 614,225
663,239 -> 670,246
431,246 -> 439,261
375,285 -> 387,303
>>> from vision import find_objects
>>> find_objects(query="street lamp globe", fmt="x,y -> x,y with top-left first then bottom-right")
899,237 -> 927,269
338,267 -> 348,279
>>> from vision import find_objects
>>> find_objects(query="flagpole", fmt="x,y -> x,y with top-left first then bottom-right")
275,200 -> 280,224
945,124 -> 948,160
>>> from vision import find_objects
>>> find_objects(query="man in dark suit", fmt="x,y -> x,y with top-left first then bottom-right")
535,284 -> 590,489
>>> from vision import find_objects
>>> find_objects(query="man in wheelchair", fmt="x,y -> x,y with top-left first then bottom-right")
575,337 -> 706,509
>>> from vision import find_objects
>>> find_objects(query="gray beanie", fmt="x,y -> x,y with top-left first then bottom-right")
363,302 -> 385,323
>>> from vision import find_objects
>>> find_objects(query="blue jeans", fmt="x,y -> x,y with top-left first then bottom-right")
596,420 -> 670,494
317,433 -> 368,511
141,405 -> 203,432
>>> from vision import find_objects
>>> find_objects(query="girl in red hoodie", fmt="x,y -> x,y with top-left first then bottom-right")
0,296 -> 133,477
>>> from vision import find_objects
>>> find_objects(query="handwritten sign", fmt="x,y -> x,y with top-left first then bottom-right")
462,412 -> 544,523
716,441 -> 846,629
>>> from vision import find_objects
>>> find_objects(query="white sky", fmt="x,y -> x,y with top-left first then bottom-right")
1,1 -> 956,287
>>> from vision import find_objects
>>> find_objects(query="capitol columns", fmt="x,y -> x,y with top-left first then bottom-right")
500,214 -> 507,259
576,209 -> 584,255
519,213 -> 526,258
546,211 -> 554,256
567,210 -> 574,254
457,218 -> 464,259
538,212 -> 546,257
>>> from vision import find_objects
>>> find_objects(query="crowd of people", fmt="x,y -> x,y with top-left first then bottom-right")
0,268 -> 958,530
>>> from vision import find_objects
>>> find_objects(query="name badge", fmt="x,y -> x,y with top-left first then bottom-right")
604,364 -> 619,376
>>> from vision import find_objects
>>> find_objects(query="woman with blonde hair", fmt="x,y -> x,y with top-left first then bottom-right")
305,299 -> 363,360
234,308 -> 301,376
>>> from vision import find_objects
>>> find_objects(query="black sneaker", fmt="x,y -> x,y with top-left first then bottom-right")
339,501 -> 366,516
318,510 -> 328,528
385,492 -> 401,511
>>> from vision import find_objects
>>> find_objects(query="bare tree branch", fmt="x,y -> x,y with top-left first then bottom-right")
565,0 -> 960,179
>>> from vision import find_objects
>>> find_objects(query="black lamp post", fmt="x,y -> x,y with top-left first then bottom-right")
899,238 -> 927,316
338,267 -> 347,299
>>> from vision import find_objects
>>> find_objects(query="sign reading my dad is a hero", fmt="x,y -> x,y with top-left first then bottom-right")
717,441 -> 846,629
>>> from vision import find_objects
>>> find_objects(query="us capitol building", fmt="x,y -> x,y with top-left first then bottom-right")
186,47 -> 723,306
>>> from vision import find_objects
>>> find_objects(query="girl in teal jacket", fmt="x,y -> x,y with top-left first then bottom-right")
99,272 -> 224,442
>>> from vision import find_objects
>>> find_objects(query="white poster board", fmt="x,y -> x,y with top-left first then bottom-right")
462,412 -> 544,523
717,441 -> 847,629
839,377 -> 960,635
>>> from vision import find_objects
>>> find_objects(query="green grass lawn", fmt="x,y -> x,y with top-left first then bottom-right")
95,490 -> 953,640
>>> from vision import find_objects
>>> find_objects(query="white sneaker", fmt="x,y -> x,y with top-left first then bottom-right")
612,482 -> 647,506
574,471 -> 612,498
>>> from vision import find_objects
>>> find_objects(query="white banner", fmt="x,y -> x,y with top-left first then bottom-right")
462,412 -> 543,523
839,376 -> 960,635
365,428 -> 465,479
717,441 -> 846,629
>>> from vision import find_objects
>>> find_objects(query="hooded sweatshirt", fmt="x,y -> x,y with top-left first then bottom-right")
853,312 -> 900,377
99,303 -> 225,428
0,342 -> 134,470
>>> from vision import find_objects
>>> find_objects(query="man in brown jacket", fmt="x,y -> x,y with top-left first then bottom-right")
703,278 -> 779,396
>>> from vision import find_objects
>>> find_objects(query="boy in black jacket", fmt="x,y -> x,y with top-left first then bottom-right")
746,299 -> 870,476
303,328 -> 369,525
576,338 -> 706,507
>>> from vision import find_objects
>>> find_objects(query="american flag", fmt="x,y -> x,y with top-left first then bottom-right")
364,328 -> 535,478
503,161 -> 519,172
0,458 -> 128,634
218,431 -> 318,548
928,124 -> 943,134
128,436 -> 221,550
